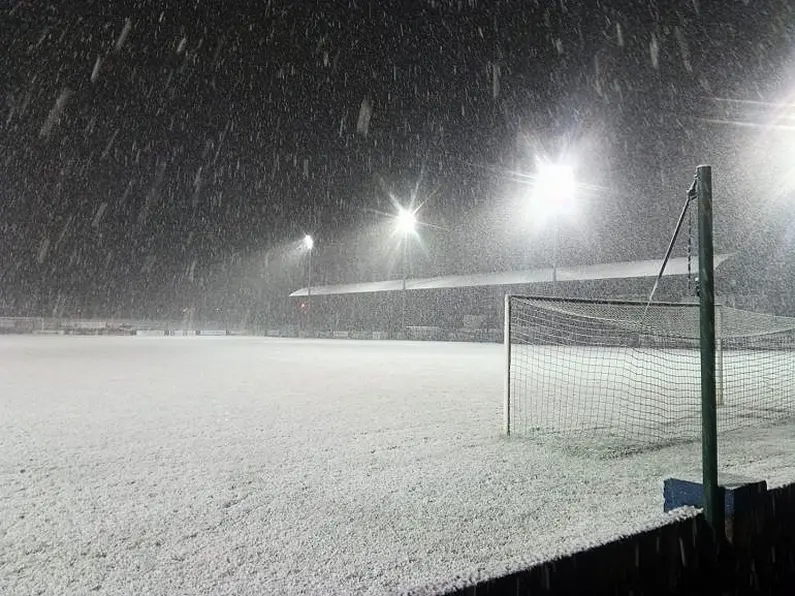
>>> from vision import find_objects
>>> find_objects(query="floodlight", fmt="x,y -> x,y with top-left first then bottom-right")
396,207 -> 416,234
303,234 -> 314,251
529,161 -> 576,221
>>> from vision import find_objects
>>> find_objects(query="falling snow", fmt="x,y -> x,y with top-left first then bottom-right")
1,3 -> 795,592
0,2 -> 793,319
357,98 -> 373,137
38,87 -> 72,138
115,17 -> 132,51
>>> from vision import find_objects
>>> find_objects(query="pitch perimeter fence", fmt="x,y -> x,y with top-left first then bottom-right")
0,317 -> 242,336
0,317 -> 504,342
407,480 -> 795,596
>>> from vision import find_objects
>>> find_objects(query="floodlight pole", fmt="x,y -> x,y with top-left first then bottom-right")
552,213 -> 559,295
696,164 -> 723,539
401,237 -> 408,335
306,247 -> 313,336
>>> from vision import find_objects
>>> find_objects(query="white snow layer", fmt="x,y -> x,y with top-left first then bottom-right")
1,336 -> 793,596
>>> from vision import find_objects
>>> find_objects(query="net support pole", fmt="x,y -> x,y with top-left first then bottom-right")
697,164 -> 724,538
504,294 -> 512,436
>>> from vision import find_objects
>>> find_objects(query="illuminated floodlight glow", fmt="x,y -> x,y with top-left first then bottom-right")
528,161 -> 576,222
303,234 -> 314,251
395,207 -> 417,235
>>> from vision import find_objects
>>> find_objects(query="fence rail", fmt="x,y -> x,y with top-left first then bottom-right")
0,317 -> 504,343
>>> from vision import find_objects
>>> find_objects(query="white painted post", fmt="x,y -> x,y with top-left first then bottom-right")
504,294 -> 512,436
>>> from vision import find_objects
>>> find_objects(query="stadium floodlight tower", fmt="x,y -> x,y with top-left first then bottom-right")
396,207 -> 417,334
528,160 -> 576,295
303,234 -> 314,332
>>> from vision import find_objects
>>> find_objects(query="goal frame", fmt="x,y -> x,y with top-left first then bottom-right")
502,294 -> 725,436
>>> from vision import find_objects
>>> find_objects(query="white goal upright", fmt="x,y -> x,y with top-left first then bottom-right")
503,294 -> 795,455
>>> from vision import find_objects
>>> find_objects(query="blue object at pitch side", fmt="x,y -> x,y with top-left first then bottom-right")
663,474 -> 767,515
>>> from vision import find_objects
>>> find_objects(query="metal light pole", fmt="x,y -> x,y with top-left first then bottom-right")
529,160 -> 575,297
401,236 -> 408,333
552,212 -> 559,296
303,235 -> 314,335
396,207 -> 416,337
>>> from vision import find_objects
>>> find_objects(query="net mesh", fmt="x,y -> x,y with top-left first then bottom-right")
507,296 -> 795,456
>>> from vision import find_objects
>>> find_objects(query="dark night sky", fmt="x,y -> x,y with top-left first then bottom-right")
1,0 -> 794,320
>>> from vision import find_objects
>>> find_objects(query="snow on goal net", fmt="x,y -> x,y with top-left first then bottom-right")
504,295 -> 795,456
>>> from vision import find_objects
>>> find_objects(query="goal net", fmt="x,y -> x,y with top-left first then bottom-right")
504,295 -> 795,455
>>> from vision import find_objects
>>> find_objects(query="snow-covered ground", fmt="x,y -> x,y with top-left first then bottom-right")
1,336 -> 793,596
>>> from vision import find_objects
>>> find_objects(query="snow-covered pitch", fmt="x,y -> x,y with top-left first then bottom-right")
1,336 -> 794,595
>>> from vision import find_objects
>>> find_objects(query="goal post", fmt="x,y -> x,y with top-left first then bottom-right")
504,293 -> 512,436
502,294 -> 795,454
